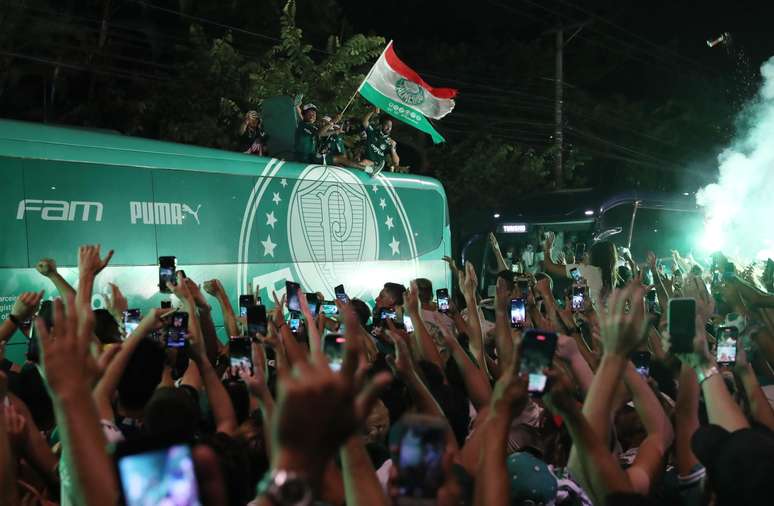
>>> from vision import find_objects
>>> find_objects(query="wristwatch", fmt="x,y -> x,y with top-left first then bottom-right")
256,470 -> 312,506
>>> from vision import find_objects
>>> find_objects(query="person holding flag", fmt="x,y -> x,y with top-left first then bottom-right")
356,40 -> 457,145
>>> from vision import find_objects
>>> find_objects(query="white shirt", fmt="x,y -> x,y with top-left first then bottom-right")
566,263 -> 604,308
421,309 -> 455,337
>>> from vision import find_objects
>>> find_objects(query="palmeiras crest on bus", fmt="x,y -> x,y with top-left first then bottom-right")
287,166 -> 379,294
238,161 -> 417,300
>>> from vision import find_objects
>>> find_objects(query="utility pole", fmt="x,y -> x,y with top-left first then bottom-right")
544,20 -> 588,190
554,26 -> 564,189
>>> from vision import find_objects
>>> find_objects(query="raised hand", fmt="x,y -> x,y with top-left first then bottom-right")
104,283 -> 127,321
598,281 -> 649,356
385,325 -> 414,378
11,291 -> 44,321
183,278 -> 211,311
202,279 -> 224,297
35,258 -> 58,278
489,350 -> 528,416
35,294 -> 97,396
494,277 -> 510,315
682,276 -> 715,321
271,340 -> 391,480
167,272 -> 193,306
78,245 -> 113,276
458,261 -> 479,299
543,368 -> 580,416
271,291 -> 287,326
404,281 -> 421,315
556,333 -> 581,363
2,402 -> 28,451
443,255 -> 461,278
543,231 -> 555,253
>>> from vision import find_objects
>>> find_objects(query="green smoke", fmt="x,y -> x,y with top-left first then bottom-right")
696,56 -> 774,262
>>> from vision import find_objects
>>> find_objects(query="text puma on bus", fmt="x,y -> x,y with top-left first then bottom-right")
129,202 -> 202,225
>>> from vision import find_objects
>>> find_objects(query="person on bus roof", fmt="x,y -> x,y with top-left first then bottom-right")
239,110 -> 268,156
361,106 -> 399,176
295,102 -> 320,163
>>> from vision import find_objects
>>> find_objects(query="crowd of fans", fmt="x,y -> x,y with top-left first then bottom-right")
240,96 -> 405,175
1,235 -> 774,506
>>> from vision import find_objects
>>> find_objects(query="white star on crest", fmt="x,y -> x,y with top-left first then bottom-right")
389,237 -> 400,256
266,211 -> 278,228
372,185 -> 379,193
261,235 -> 277,257
379,198 -> 386,209
272,192 -> 282,205
385,216 -> 395,229
280,178 -> 288,188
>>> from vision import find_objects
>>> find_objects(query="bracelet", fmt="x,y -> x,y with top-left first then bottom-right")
7,314 -> 20,328
695,365 -> 720,385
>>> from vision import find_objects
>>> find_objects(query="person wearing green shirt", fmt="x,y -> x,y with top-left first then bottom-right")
295,103 -> 320,163
361,107 -> 399,175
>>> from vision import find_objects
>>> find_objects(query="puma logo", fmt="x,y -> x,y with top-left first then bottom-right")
182,204 -> 202,225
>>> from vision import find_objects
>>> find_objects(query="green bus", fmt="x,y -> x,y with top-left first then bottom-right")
0,119 -> 451,363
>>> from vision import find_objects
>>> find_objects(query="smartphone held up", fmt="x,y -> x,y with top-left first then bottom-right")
519,329 -> 557,396
158,256 -> 176,293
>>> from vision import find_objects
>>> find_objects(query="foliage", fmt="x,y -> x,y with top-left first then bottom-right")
426,133 -> 587,211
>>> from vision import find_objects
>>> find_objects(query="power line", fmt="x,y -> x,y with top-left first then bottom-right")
515,0 -> 717,80
556,0 -> 718,76
0,49 -> 170,82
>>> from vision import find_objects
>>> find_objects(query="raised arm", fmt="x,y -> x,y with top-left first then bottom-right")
405,282 -> 444,372
733,345 -> 774,430
672,320 -> 749,432
647,251 -> 672,308
36,258 -> 76,300
493,277 -> 515,371
36,294 -> 119,506
487,232 -> 509,273
568,282 -> 649,488
674,363 -> 701,476
473,352 -> 528,506
239,341 -> 275,459
203,279 -> 240,339
544,368 -> 634,504
76,245 -> 113,315
388,139 -> 400,167
298,289 -> 322,356
362,106 -> 378,128
93,307 -> 167,420
171,274 -> 238,435
542,232 -> 567,278
622,362 -> 674,494
184,278 -> 220,364
340,436 -> 390,506
459,262 -> 487,374
0,291 -> 43,345
555,333 -> 594,395
0,372 -> 20,506
439,325 -> 492,409
385,327 -> 445,420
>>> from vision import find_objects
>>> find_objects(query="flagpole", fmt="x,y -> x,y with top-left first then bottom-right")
337,40 -> 392,118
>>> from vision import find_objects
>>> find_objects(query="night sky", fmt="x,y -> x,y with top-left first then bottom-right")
338,0 -> 774,100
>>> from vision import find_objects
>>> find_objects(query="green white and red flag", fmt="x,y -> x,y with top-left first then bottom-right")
358,41 -> 457,144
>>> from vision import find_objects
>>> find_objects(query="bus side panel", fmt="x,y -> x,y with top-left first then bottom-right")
0,157 -> 28,268
152,169 -> 258,264
22,159 -> 157,266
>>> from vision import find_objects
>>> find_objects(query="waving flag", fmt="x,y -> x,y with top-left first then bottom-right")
359,41 -> 457,144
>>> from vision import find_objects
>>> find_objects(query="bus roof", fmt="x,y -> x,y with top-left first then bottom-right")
0,119 -> 444,192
